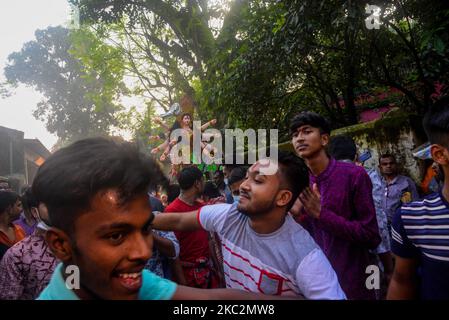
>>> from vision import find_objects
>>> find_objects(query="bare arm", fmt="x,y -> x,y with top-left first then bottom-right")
387,255 -> 419,300
152,210 -> 201,232
169,258 -> 187,286
172,286 -> 302,300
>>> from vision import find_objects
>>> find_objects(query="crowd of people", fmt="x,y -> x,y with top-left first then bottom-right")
0,98 -> 448,300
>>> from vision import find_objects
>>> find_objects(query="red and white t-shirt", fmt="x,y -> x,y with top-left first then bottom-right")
198,203 -> 346,299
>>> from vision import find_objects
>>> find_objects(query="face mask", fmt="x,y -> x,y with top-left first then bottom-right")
37,221 -> 51,231
233,195 -> 240,203
224,178 -> 229,185
35,207 -> 52,231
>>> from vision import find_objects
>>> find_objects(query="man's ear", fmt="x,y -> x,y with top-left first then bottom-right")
45,228 -> 73,262
276,189 -> 293,208
431,144 -> 449,166
321,133 -> 330,147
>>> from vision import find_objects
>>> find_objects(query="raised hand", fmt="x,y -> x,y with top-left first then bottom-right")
298,183 -> 321,219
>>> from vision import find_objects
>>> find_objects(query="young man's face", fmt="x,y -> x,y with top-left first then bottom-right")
237,161 -> 282,216
291,125 -> 328,159
194,177 -> 205,196
9,199 -> 22,220
379,157 -> 398,177
230,179 -> 244,196
57,190 -> 154,300
223,166 -> 232,179
213,172 -> 224,186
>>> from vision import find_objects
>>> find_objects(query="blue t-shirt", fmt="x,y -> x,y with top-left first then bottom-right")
391,192 -> 449,299
37,263 -> 177,300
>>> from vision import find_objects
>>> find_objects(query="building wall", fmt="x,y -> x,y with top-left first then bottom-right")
0,127 -> 26,191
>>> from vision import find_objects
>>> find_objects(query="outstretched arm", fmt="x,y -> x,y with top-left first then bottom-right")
152,210 -> 201,232
172,285 -> 302,300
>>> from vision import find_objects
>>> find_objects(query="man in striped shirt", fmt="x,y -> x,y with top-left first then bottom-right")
388,97 -> 449,299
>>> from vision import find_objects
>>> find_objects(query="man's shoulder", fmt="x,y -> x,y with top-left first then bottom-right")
139,270 -> 177,300
165,198 -> 202,213
334,160 -> 367,177
4,234 -> 37,257
149,195 -> 164,212
164,198 -> 182,212
399,193 -> 447,218
401,175 -> 417,186
284,216 -> 318,245
201,202 -> 235,218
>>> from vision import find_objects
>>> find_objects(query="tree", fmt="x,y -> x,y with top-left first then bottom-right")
71,0 -> 248,119
3,26 -> 127,144
70,0 -> 449,142
202,0 -> 449,139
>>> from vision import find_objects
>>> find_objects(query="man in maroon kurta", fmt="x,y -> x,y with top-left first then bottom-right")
290,112 -> 381,299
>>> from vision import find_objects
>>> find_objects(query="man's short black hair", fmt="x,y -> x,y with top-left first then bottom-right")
177,166 -> 203,190
0,190 -> 19,214
21,186 -> 39,214
328,135 -> 357,161
290,111 -> 331,136
203,181 -> 221,199
423,96 -> 449,149
32,137 -> 167,234
276,151 -> 309,211
228,167 -> 248,186
166,184 -> 180,204
379,153 -> 396,164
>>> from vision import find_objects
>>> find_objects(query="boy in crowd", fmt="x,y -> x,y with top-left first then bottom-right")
153,152 -> 346,299
228,166 -> 248,203
290,112 -> 381,300
164,166 -> 214,288
328,135 -> 394,296
0,191 -> 25,252
377,154 -> 419,228
13,187 -> 38,236
388,98 -> 449,299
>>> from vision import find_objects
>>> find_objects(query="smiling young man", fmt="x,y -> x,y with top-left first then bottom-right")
33,137 -> 278,300
388,98 -> 449,299
290,111 -> 381,300
152,152 -> 346,299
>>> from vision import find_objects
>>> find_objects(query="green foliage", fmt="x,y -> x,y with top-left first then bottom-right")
67,0 -> 449,142
3,26 -> 127,144
200,0 -> 449,136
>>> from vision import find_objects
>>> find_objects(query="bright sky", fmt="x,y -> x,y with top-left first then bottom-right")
0,0 -> 72,150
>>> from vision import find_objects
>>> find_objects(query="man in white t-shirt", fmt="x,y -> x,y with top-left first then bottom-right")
153,152 -> 346,299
